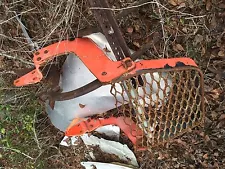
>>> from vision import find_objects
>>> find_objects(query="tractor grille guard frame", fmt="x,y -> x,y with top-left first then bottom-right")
13,37 -> 205,150
13,0 -> 205,151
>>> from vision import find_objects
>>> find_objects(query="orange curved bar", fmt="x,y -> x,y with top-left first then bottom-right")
65,116 -> 146,150
14,38 -> 135,87
14,37 -> 198,87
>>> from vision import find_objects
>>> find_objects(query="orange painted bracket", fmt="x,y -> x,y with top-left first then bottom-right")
65,116 -> 146,150
13,37 -> 198,87
14,38 -> 135,87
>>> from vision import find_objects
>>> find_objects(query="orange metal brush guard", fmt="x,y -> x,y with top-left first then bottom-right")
14,37 -> 204,151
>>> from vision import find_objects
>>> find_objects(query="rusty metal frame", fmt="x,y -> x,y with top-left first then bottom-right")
12,0 -> 205,151
88,0 -> 131,60
109,66 -> 205,149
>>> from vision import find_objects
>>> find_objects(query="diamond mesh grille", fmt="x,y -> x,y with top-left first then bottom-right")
110,67 -> 204,149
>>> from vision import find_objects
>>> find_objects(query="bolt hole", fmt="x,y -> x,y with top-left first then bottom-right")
37,57 -> 42,61
44,50 -> 49,54
31,71 -> 35,74
35,52 -> 40,55
33,77 -> 38,81
102,72 -> 107,76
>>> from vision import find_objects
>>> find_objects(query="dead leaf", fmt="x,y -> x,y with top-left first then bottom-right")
208,88 -> 222,99
133,41 -> 140,48
79,103 -> 86,108
187,0 -> 194,8
178,2 -> 186,9
219,114 -> 225,121
205,117 -> 212,128
134,24 -> 140,32
194,34 -> 204,45
173,44 -> 185,52
182,27 -> 188,33
218,51 -> 225,57
200,161 -> 208,168
210,15 -> 217,30
214,152 -> 219,157
175,138 -> 187,147
216,120 -> 225,128
152,32 -> 161,44
206,0 -> 212,11
204,135 -> 210,142
203,153 -> 208,159
168,0 -> 184,6
199,132 -> 205,137
189,165 -> 195,169
201,46 -> 206,55
211,111 -> 217,120
157,152 -> 164,160
127,27 -> 133,34
0,56 -> 4,69
168,0 -> 177,6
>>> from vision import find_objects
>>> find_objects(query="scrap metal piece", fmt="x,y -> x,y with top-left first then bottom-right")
80,134 -> 139,167
81,162 -> 135,169
65,116 -> 145,150
88,0 -> 131,60
15,13 -> 39,51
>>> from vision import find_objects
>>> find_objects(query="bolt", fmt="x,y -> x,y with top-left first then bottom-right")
125,60 -> 133,67
122,60 -> 133,69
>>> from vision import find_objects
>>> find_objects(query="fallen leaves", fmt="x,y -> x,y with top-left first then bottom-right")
174,138 -> 188,147
206,87 -> 222,99
133,41 -> 141,48
168,0 -> 185,7
173,43 -> 185,52
218,114 -> 225,121
205,0 -> 212,11
204,135 -> 211,142
203,153 -> 208,159
194,34 -> 204,45
216,114 -> 225,128
218,51 -> 225,57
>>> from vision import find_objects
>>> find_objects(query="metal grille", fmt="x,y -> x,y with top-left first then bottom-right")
110,66 -> 204,149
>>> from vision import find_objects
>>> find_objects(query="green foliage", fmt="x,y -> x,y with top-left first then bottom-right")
0,98 -> 43,168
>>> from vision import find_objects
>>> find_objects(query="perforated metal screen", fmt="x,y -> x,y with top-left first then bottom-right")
110,66 -> 204,149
